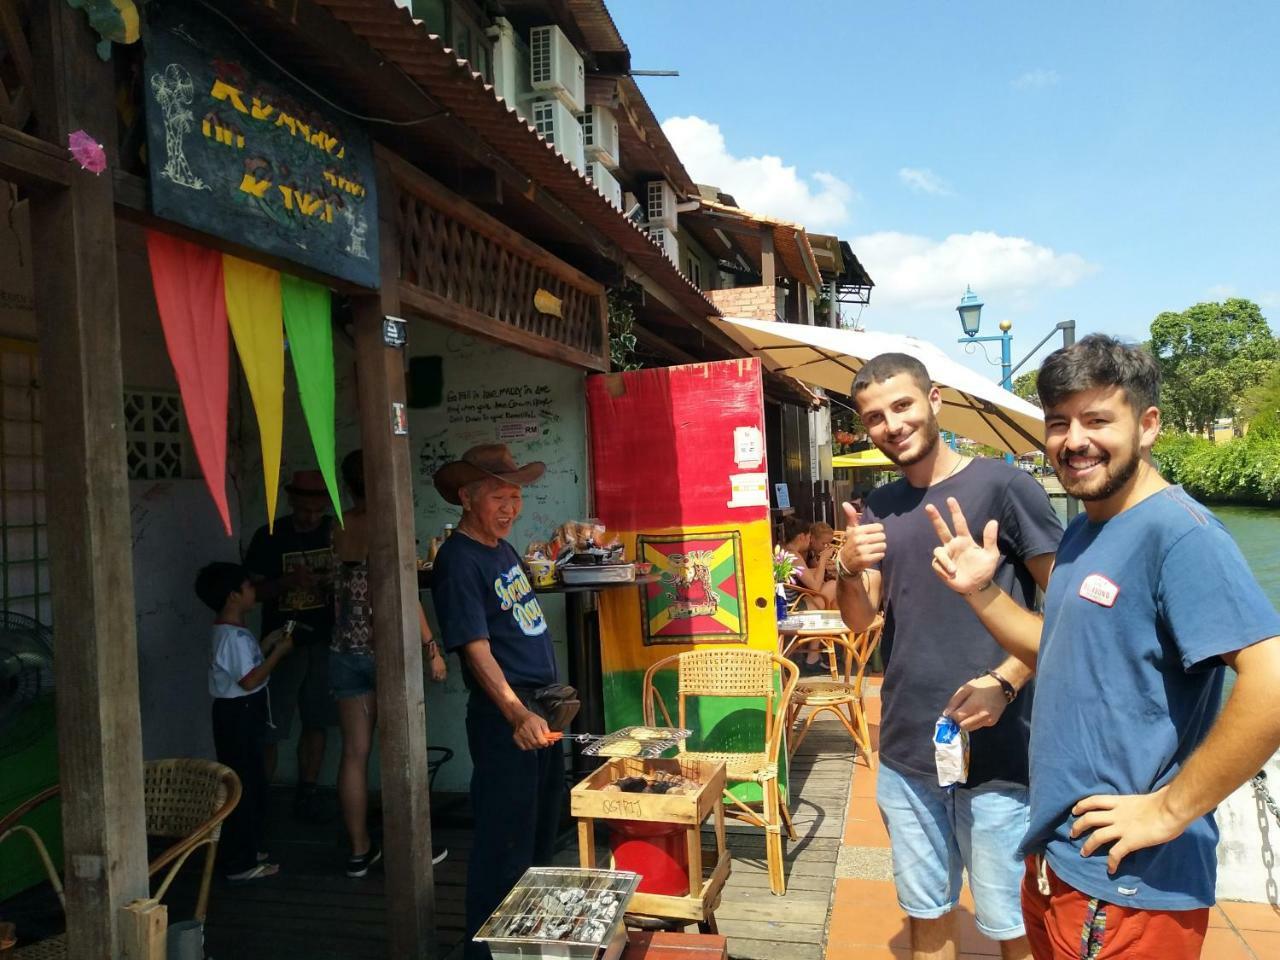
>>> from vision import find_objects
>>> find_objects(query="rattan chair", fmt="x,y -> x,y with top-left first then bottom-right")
783,616 -> 884,767
642,648 -> 799,895
0,759 -> 241,957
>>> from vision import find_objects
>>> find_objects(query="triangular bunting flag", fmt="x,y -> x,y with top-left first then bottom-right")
281,274 -> 342,524
223,256 -> 285,531
144,230 -> 232,535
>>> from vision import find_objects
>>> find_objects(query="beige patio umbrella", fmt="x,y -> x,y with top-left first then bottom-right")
715,315 -> 1046,455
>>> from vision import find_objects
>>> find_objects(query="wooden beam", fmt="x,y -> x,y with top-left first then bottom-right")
0,124 -> 72,190
27,3 -> 149,958
628,265 -> 743,361
760,227 -> 776,289
120,899 -> 166,960
354,157 -> 437,960
399,281 -> 608,371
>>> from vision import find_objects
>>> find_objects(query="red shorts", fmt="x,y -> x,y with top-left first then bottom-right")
1021,857 -> 1208,959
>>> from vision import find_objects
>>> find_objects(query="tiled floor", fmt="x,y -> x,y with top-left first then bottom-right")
824,689 -> 1275,959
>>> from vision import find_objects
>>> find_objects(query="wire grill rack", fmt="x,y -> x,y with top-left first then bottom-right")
475,867 -> 641,953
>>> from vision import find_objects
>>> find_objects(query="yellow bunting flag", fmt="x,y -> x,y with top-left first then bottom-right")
223,255 -> 284,530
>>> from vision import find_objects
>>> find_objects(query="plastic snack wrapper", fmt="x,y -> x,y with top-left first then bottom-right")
933,716 -> 969,788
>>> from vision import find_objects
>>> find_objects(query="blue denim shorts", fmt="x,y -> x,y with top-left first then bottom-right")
329,650 -> 376,700
876,761 -> 1029,940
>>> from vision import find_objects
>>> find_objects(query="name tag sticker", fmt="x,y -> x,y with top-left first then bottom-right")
1079,574 -> 1120,607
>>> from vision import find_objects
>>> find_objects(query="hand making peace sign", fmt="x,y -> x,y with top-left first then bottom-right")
924,496 -> 1001,595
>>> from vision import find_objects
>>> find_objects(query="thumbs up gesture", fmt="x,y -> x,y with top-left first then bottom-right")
837,500 -> 887,576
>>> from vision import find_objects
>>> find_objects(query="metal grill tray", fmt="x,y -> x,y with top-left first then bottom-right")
580,726 -> 691,759
474,867 -> 640,956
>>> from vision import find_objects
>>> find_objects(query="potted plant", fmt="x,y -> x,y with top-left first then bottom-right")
772,545 -> 798,621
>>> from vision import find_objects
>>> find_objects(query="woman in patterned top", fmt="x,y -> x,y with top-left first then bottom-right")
331,450 -> 447,877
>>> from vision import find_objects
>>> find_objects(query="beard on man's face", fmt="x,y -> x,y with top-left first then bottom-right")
880,409 -> 941,467
1057,433 -> 1142,502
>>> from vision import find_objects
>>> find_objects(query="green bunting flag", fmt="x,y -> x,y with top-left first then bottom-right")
281,275 -> 343,524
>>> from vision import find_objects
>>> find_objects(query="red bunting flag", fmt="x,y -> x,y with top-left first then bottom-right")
144,230 -> 232,534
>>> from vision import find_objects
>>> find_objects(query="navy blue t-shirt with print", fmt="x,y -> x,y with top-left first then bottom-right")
865,458 -> 1062,789
433,532 -> 557,691
1025,486 -> 1280,910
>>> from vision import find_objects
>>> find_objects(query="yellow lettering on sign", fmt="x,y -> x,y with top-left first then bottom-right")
322,203 -> 334,224
298,193 -> 323,216
274,112 -> 298,136
238,173 -> 272,198
250,98 -> 274,121
201,118 -> 212,138
278,184 -> 295,210
209,80 -> 249,114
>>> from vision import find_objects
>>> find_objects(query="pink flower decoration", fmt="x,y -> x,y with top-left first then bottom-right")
68,130 -> 107,175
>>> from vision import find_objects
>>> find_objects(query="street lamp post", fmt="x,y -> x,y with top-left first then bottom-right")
955,286 -> 1014,388
955,286 -> 1080,519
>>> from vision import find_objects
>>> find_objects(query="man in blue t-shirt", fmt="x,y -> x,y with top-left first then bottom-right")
928,336 -> 1280,959
431,444 -> 560,960
837,352 -> 1061,960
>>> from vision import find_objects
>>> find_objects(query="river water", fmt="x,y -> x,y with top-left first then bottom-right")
1050,501 -> 1279,604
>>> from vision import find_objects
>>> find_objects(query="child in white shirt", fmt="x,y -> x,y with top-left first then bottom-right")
196,562 -> 294,881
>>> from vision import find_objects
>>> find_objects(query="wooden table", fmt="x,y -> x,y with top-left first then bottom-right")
776,610 -> 849,639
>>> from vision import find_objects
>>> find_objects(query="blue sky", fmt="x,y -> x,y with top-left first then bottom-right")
612,1 -> 1280,375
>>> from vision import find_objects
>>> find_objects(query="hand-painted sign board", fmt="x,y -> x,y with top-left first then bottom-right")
142,2 -> 379,287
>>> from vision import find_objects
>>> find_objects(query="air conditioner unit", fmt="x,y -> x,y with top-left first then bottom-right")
578,105 -> 620,170
584,161 -> 623,210
487,18 -> 532,117
647,226 -> 679,264
531,98 -> 584,171
646,180 -> 677,230
529,25 -> 584,113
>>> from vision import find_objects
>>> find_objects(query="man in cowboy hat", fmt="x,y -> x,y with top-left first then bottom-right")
245,469 -> 339,823
431,444 -> 560,959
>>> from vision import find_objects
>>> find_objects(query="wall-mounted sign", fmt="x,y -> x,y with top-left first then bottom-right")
142,2 -> 380,287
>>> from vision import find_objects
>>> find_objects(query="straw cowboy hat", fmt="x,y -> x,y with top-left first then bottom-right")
433,444 -> 546,506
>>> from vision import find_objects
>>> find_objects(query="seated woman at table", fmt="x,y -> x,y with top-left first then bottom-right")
808,521 -> 839,585
779,516 -> 837,610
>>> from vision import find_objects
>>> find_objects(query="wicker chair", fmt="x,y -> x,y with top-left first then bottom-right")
642,648 -> 799,895
0,759 -> 241,958
783,616 -> 884,767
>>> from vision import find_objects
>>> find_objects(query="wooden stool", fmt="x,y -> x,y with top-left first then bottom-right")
572,758 -> 729,932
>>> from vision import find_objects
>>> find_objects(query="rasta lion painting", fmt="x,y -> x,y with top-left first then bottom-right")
638,531 -> 747,645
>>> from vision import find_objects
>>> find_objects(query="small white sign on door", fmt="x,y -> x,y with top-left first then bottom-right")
733,425 -> 764,468
727,472 -> 769,508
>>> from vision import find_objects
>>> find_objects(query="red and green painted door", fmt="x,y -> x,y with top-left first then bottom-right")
586,358 -> 781,800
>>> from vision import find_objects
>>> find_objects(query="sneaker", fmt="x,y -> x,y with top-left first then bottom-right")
346,844 -> 382,878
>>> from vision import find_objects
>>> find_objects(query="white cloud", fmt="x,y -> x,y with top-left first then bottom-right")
1206,284 -> 1237,300
898,167 -> 952,196
852,231 -> 1097,310
1013,69 -> 1061,90
661,115 -> 854,230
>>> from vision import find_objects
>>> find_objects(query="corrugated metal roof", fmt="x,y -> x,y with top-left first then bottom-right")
685,198 -> 822,287
311,0 -> 718,323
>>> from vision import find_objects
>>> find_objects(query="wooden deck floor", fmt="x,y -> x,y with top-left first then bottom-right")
164,717 -> 856,960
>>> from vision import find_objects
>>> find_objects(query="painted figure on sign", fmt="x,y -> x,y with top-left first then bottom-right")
150,63 -> 208,191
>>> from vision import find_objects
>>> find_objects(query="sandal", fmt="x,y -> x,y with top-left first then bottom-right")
227,862 -> 280,882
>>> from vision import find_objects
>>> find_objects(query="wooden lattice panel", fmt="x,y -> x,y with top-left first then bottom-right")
389,157 -> 608,371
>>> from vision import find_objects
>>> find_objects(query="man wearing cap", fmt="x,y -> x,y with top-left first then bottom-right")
432,444 -> 561,959
244,469 -> 338,823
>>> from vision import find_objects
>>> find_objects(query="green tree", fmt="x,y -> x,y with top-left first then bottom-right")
1149,298 -> 1280,435
1242,365 -> 1280,438
1012,369 -> 1040,407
